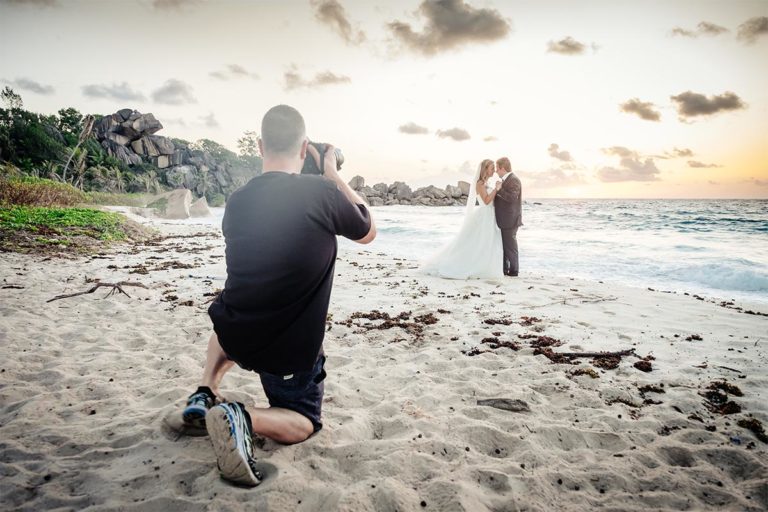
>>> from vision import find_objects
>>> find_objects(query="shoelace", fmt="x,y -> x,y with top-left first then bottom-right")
188,392 -> 211,405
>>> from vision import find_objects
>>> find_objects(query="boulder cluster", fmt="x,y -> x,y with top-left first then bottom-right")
93,108 -> 252,199
132,189 -> 212,220
348,176 -> 470,206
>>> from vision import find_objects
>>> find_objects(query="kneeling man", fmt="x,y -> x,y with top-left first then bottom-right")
182,105 -> 375,486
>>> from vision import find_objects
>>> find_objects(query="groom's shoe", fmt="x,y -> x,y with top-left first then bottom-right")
506,272 -> 519,277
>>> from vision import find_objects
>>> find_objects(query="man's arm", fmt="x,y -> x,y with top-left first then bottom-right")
309,144 -> 377,244
496,176 -> 518,203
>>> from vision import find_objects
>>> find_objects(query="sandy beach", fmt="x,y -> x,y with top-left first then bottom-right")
1,211 -> 766,511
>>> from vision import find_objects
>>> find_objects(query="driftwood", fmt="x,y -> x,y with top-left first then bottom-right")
47,281 -> 148,303
552,349 -> 635,358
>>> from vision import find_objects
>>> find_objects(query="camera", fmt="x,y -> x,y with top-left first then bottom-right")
301,141 -> 345,175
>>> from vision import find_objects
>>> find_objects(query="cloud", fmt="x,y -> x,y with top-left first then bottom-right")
749,177 -> 768,186
547,143 -> 572,161
227,64 -> 249,76
398,122 -> 429,134
164,117 -> 187,126
387,0 -> 511,56
737,16 -> 768,43
152,0 -> 200,10
671,147 -> 694,158
284,67 -> 351,90
483,136 -> 498,142
3,77 -> 54,95
603,146 -> 635,158
688,160 -> 722,168
311,0 -> 366,45
670,27 -> 695,37
670,90 -> 746,119
82,82 -> 145,101
200,112 -> 218,128
436,127 -> 470,141
671,21 -> 728,38
0,0 -> 57,6
151,79 -> 196,105
698,21 -> 729,35
598,146 -> 661,182
655,147 -> 694,159
209,64 -> 259,81
619,98 -> 661,121
546,36 -> 586,55
519,168 -> 586,188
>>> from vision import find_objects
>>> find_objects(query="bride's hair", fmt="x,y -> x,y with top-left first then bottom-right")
477,159 -> 494,181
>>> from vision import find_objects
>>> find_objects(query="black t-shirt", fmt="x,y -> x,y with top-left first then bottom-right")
208,172 -> 371,374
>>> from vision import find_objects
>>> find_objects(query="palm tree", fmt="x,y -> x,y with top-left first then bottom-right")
73,148 -> 88,190
62,114 -> 94,182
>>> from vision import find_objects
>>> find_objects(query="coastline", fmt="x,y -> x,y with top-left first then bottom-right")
1,212 -> 767,511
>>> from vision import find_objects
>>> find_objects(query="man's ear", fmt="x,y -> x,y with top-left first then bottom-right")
300,139 -> 308,160
258,138 -> 264,157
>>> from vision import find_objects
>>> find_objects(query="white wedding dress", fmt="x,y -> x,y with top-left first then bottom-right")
421,180 -> 504,280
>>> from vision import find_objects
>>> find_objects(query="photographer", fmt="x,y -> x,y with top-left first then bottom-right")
181,104 -> 375,486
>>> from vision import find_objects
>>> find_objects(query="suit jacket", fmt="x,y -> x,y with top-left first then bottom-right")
494,172 -> 523,229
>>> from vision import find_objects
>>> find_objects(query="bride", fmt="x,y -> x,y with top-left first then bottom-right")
421,159 -> 504,279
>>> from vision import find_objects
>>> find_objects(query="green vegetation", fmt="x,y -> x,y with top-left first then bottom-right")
0,174 -> 86,207
207,192 -> 226,207
0,204 -> 152,254
0,206 -> 126,240
0,161 -> 154,255
146,196 -> 168,214
0,87 -> 260,200
84,191 -> 149,207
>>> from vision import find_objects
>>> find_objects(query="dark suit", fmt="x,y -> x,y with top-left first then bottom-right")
494,172 -> 523,276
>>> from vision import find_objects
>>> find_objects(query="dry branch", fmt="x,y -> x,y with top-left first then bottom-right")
554,349 -> 635,358
47,281 -> 148,302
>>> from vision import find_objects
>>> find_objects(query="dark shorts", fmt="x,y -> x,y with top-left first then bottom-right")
258,354 -> 326,433
224,345 -> 326,433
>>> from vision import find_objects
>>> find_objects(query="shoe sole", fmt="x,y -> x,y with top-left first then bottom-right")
206,406 -> 262,487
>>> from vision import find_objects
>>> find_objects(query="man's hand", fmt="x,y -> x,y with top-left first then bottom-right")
321,144 -> 340,180
306,144 -> 340,180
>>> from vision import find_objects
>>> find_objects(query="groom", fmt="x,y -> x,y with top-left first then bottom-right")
494,157 -> 523,276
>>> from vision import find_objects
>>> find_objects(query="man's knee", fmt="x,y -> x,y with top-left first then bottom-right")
279,419 -> 314,445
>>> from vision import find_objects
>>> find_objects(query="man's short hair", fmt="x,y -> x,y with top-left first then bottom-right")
496,157 -> 511,172
261,105 -> 306,156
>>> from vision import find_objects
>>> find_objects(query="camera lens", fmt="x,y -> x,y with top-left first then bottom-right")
334,147 -> 344,169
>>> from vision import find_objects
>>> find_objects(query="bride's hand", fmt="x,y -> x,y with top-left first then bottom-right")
495,182 -> 502,191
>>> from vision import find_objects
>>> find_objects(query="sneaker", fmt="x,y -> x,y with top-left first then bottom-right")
206,402 -> 263,487
182,386 -> 216,428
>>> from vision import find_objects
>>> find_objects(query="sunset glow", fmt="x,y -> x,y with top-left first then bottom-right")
2,0 -> 766,197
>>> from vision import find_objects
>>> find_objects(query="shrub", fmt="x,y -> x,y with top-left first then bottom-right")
0,205 -> 126,240
207,192 -> 225,207
0,175 -> 86,207
146,196 -> 168,213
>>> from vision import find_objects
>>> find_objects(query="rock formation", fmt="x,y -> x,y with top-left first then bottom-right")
92,108 -> 259,201
146,189 -> 193,219
348,176 -> 470,206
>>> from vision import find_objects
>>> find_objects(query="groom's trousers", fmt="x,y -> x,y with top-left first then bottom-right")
500,227 -> 519,276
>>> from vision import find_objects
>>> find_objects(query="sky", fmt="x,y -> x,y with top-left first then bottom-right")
1,0 -> 767,198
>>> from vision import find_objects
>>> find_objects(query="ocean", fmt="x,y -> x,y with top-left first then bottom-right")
165,199 -> 768,304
